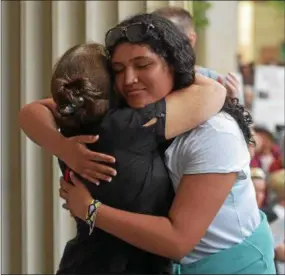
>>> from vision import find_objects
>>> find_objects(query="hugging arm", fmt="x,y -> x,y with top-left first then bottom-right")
19,98 -> 64,156
19,75 -> 225,181
19,98 -> 116,184
164,74 -> 226,139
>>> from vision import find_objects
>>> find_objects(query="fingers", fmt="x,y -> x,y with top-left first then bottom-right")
72,135 -> 99,144
70,172 -> 84,187
82,169 -> 112,184
217,76 -> 225,85
225,73 -> 239,98
81,174 -> 100,186
226,73 -> 239,87
85,161 -> 116,176
88,151 -> 116,164
60,177 -> 71,191
59,187 -> 68,200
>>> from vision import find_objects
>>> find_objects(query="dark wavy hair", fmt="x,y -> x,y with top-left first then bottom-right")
106,13 -> 196,91
106,13 -> 254,145
51,43 -> 111,130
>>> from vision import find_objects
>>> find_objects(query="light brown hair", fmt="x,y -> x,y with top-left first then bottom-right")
51,43 -> 111,129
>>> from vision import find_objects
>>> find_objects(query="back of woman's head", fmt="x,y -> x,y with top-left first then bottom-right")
105,13 -> 196,90
51,43 -> 111,129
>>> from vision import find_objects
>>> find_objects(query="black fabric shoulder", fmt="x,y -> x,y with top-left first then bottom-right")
137,99 -> 166,143
102,98 -> 166,142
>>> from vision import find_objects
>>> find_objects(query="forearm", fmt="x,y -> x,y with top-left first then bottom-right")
95,204 -> 188,260
19,102 -> 66,158
165,75 -> 226,139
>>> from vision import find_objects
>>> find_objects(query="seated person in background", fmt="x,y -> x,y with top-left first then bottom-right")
268,169 -> 285,274
270,133 -> 284,173
251,168 -> 268,210
252,167 -> 285,273
251,167 -> 277,222
251,126 -> 281,173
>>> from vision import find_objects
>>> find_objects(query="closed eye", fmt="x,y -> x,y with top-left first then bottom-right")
135,63 -> 152,69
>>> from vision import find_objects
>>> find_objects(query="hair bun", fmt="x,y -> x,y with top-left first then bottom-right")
63,77 -> 90,93
55,76 -> 91,116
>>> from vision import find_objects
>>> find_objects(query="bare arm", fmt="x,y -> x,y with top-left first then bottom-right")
19,98 -> 116,183
165,74 -> 226,139
62,172 -> 236,261
19,98 -> 65,157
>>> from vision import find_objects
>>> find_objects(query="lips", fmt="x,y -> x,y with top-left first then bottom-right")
125,88 -> 145,97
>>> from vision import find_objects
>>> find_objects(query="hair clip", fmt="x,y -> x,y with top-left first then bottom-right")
58,95 -> 85,116
58,104 -> 76,116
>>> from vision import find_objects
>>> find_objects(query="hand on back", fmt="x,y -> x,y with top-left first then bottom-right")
59,135 -> 117,185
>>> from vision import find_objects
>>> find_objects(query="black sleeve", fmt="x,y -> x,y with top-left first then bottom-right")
136,98 -> 166,143
102,98 -> 166,143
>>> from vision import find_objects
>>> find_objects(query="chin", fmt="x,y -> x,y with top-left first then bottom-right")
127,100 -> 147,109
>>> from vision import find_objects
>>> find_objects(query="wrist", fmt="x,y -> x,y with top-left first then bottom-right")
84,198 -> 102,235
54,135 -> 70,160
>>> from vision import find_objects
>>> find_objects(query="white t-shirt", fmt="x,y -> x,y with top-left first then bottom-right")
165,112 -> 261,264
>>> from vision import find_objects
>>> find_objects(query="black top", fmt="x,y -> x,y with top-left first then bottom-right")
57,99 -> 174,274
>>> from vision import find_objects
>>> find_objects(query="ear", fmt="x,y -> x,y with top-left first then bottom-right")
188,31 -> 197,48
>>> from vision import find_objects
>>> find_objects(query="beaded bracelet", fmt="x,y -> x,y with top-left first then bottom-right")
85,199 -> 102,235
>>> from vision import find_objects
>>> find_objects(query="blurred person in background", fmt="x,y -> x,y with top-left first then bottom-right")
251,167 -> 285,274
251,167 -> 276,221
241,62 -> 255,86
243,85 -> 255,111
251,167 -> 267,209
270,133 -> 284,173
153,7 -> 240,99
251,126 -> 281,174
268,169 -> 285,274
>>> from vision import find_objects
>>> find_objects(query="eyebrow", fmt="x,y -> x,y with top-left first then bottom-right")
112,56 -> 152,65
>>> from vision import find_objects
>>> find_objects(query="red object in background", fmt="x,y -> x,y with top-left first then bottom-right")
250,145 -> 281,170
269,158 -> 284,173
64,168 -> 71,182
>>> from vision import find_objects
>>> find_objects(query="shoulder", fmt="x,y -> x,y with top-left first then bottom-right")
102,108 -> 143,130
166,112 -> 250,176
204,112 -> 245,139
103,99 -> 166,130
177,112 -> 246,147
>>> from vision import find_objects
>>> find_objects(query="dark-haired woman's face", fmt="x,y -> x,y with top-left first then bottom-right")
111,43 -> 174,108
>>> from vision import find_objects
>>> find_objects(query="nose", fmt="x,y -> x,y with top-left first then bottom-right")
124,67 -> 138,86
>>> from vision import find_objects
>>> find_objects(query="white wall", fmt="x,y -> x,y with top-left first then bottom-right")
203,1 -> 239,74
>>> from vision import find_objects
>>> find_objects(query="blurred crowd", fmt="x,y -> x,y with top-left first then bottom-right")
249,126 -> 285,273
237,55 -> 284,113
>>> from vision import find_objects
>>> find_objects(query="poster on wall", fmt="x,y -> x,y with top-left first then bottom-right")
253,65 -> 285,132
